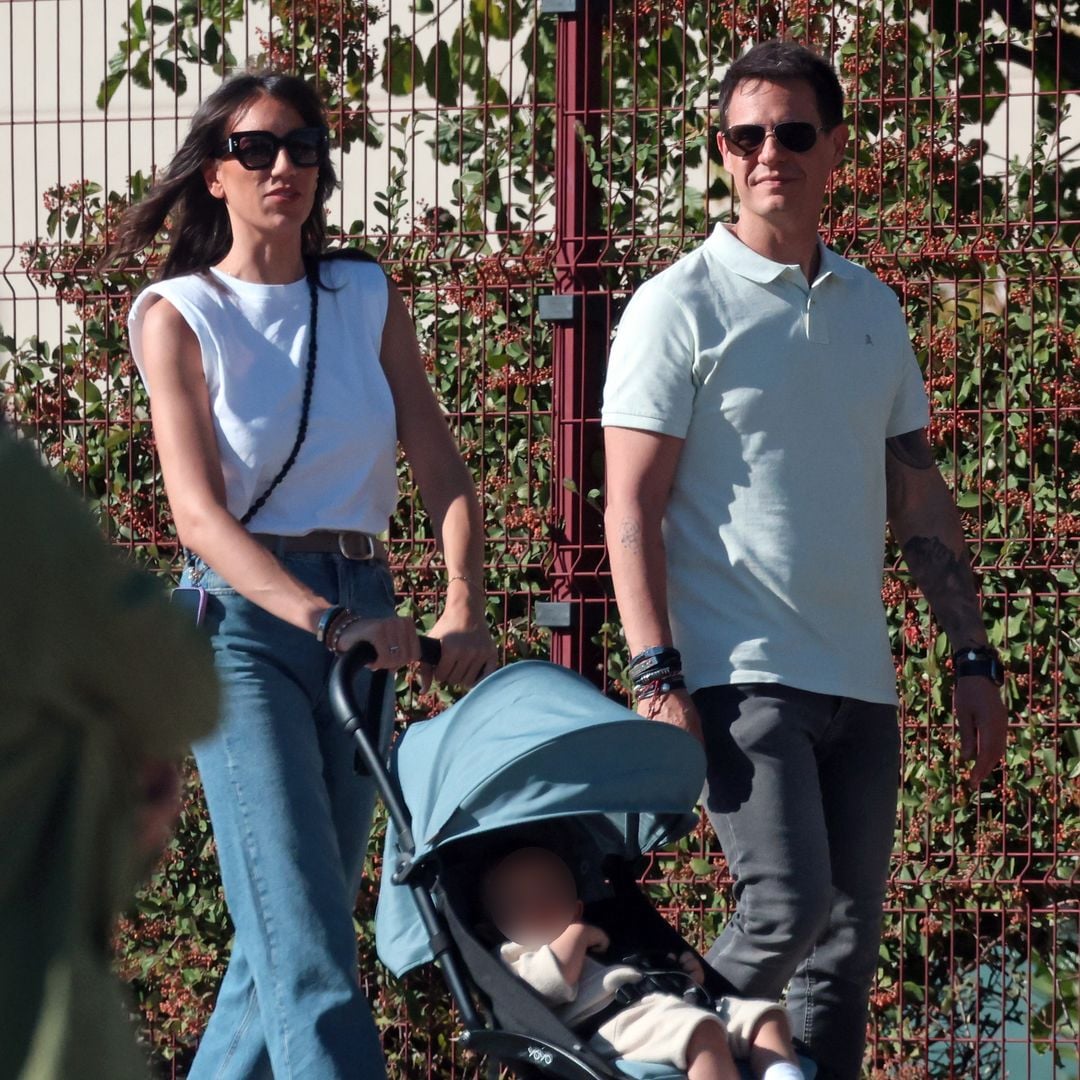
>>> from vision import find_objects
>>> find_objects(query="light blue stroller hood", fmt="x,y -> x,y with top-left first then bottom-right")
375,661 -> 706,978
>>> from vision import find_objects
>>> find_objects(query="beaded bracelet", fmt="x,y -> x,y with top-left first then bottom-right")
326,612 -> 362,654
635,674 -> 687,701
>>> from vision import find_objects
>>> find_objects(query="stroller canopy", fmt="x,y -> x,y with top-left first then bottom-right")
376,660 -> 706,977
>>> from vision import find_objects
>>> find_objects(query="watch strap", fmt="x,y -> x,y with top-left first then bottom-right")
952,647 -> 1006,686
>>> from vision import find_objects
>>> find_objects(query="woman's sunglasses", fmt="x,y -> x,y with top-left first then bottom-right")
722,121 -> 827,157
216,126 -> 328,170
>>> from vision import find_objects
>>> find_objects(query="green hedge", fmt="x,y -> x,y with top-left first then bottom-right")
2,2 -> 1077,1075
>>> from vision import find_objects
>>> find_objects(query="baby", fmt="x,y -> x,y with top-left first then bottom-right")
481,846 -> 803,1080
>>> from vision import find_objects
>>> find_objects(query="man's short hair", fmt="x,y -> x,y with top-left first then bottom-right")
716,40 -> 845,131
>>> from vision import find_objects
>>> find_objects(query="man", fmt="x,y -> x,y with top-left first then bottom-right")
601,40 -> 1007,1080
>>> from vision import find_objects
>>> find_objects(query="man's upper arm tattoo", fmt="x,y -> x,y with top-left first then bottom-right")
886,429 -> 935,470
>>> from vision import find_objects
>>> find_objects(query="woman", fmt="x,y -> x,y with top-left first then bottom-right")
111,71 -> 497,1078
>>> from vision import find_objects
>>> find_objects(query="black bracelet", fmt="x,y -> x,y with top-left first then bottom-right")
632,663 -> 683,687
629,645 -> 683,686
315,604 -> 348,644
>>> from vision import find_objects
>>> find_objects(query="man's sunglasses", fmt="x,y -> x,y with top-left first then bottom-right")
722,121 -> 828,157
216,126 -> 328,170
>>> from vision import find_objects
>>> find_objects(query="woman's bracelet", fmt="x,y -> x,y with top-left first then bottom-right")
326,611 -> 361,654
315,604 -> 348,644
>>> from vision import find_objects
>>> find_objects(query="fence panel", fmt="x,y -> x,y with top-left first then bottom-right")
1,2 -> 1076,1077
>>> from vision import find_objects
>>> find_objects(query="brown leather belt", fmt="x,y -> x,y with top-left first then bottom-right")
252,530 -> 387,561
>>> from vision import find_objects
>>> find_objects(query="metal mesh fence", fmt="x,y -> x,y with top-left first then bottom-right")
1,1 -> 1077,1076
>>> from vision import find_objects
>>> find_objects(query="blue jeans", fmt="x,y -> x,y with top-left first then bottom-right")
696,684 -> 900,1080
182,550 -> 396,1080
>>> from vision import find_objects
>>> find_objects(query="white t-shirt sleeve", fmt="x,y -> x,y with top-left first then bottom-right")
884,296 -> 930,437
128,280 -> 217,396
601,279 -> 698,438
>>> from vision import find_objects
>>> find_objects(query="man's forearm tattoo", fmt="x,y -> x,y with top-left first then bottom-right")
619,519 -> 643,555
901,534 -> 984,648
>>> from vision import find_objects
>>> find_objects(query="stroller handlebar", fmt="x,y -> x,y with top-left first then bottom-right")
327,634 -> 442,742
335,634 -> 443,669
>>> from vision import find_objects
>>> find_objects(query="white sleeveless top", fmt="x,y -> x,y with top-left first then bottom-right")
129,258 -> 398,536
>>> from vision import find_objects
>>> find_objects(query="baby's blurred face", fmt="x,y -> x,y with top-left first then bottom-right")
483,847 -> 581,948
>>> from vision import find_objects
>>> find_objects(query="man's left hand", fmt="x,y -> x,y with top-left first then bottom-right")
954,676 -> 1008,787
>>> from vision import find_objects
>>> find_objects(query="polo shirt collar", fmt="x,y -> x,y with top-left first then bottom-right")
707,222 -> 853,285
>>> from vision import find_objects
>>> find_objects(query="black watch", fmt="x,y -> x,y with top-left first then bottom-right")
952,646 -> 1006,687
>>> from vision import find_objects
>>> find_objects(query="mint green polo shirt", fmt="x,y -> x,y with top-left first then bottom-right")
602,223 -> 929,705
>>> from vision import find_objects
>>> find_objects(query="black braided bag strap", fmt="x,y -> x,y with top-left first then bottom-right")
239,255 -> 320,527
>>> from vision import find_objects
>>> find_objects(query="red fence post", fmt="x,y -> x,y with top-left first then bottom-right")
544,0 -> 608,681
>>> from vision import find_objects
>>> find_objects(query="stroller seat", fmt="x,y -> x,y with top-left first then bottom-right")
432,825 -> 816,1080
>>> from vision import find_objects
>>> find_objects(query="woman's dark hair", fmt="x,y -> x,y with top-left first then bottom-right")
104,72 -> 336,280
716,40 -> 844,132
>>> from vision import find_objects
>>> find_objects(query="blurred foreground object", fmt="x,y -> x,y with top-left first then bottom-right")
0,428 -> 219,1080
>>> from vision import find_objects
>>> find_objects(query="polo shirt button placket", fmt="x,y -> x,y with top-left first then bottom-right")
806,291 -> 829,344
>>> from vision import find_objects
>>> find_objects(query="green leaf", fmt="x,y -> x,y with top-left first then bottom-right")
202,23 -> 221,66
153,57 -> 187,95
382,34 -> 423,96
147,4 -> 174,25
96,70 -> 126,111
424,40 -> 457,106
130,0 -> 146,36
104,428 -> 132,451
471,0 -> 510,39
130,53 -> 152,90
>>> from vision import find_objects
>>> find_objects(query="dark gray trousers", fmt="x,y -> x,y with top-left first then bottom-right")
696,683 -> 900,1080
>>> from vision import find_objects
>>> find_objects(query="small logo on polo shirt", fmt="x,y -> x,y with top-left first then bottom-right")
865,333 -> 874,345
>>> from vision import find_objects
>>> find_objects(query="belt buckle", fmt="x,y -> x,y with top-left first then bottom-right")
337,531 -> 375,561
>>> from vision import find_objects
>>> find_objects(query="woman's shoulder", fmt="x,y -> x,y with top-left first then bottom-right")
128,271 -> 235,365
131,271 -> 220,316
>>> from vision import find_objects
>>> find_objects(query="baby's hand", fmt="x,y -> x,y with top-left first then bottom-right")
550,921 -> 610,986
581,923 -> 610,953
678,950 -> 706,985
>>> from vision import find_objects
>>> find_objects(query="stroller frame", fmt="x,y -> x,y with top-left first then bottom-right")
331,641 -> 627,1079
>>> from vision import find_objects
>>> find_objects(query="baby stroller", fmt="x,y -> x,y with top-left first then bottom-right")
331,644 -> 815,1080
